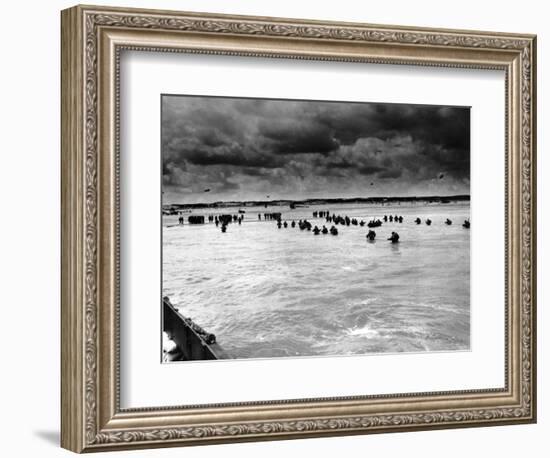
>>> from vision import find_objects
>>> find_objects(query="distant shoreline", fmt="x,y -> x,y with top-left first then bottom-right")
163,195 -> 470,211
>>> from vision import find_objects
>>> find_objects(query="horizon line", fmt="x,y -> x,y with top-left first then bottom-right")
163,194 -> 470,207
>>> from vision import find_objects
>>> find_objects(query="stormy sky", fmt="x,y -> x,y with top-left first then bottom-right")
162,95 -> 470,204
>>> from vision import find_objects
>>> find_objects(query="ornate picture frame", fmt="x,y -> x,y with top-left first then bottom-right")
61,4 -> 536,453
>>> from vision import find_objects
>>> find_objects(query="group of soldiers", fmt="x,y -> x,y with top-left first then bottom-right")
275,218 -> 340,236
179,210 -> 470,237
413,217 -> 470,228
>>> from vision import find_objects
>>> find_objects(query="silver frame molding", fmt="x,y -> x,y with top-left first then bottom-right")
61,4 -> 537,453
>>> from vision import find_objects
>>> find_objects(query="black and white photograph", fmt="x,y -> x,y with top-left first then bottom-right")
161,94 -> 471,362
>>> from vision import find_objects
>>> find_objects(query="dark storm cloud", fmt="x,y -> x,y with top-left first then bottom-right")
162,95 -> 470,202
358,165 -> 386,175
184,145 -> 283,168
323,104 -> 470,151
258,119 -> 339,155
378,169 -> 403,179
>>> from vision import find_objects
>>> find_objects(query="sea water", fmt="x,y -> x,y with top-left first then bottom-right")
162,202 -> 470,359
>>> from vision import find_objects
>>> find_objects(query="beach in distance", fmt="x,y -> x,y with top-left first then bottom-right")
163,199 -> 470,360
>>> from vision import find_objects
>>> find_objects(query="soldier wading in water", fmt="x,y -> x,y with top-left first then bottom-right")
388,232 -> 400,243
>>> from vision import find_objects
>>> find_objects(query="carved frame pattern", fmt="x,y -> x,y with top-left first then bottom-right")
61,5 -> 536,453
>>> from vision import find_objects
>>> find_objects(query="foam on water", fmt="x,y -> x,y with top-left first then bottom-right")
346,325 -> 379,338
163,202 -> 470,359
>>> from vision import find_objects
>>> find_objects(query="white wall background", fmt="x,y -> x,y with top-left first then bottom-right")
0,0 -> 546,456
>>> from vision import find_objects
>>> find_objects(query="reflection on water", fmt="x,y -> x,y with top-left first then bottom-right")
390,243 -> 401,255
163,202 -> 470,359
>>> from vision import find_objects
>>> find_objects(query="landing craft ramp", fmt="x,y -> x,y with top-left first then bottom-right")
163,297 -> 229,361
